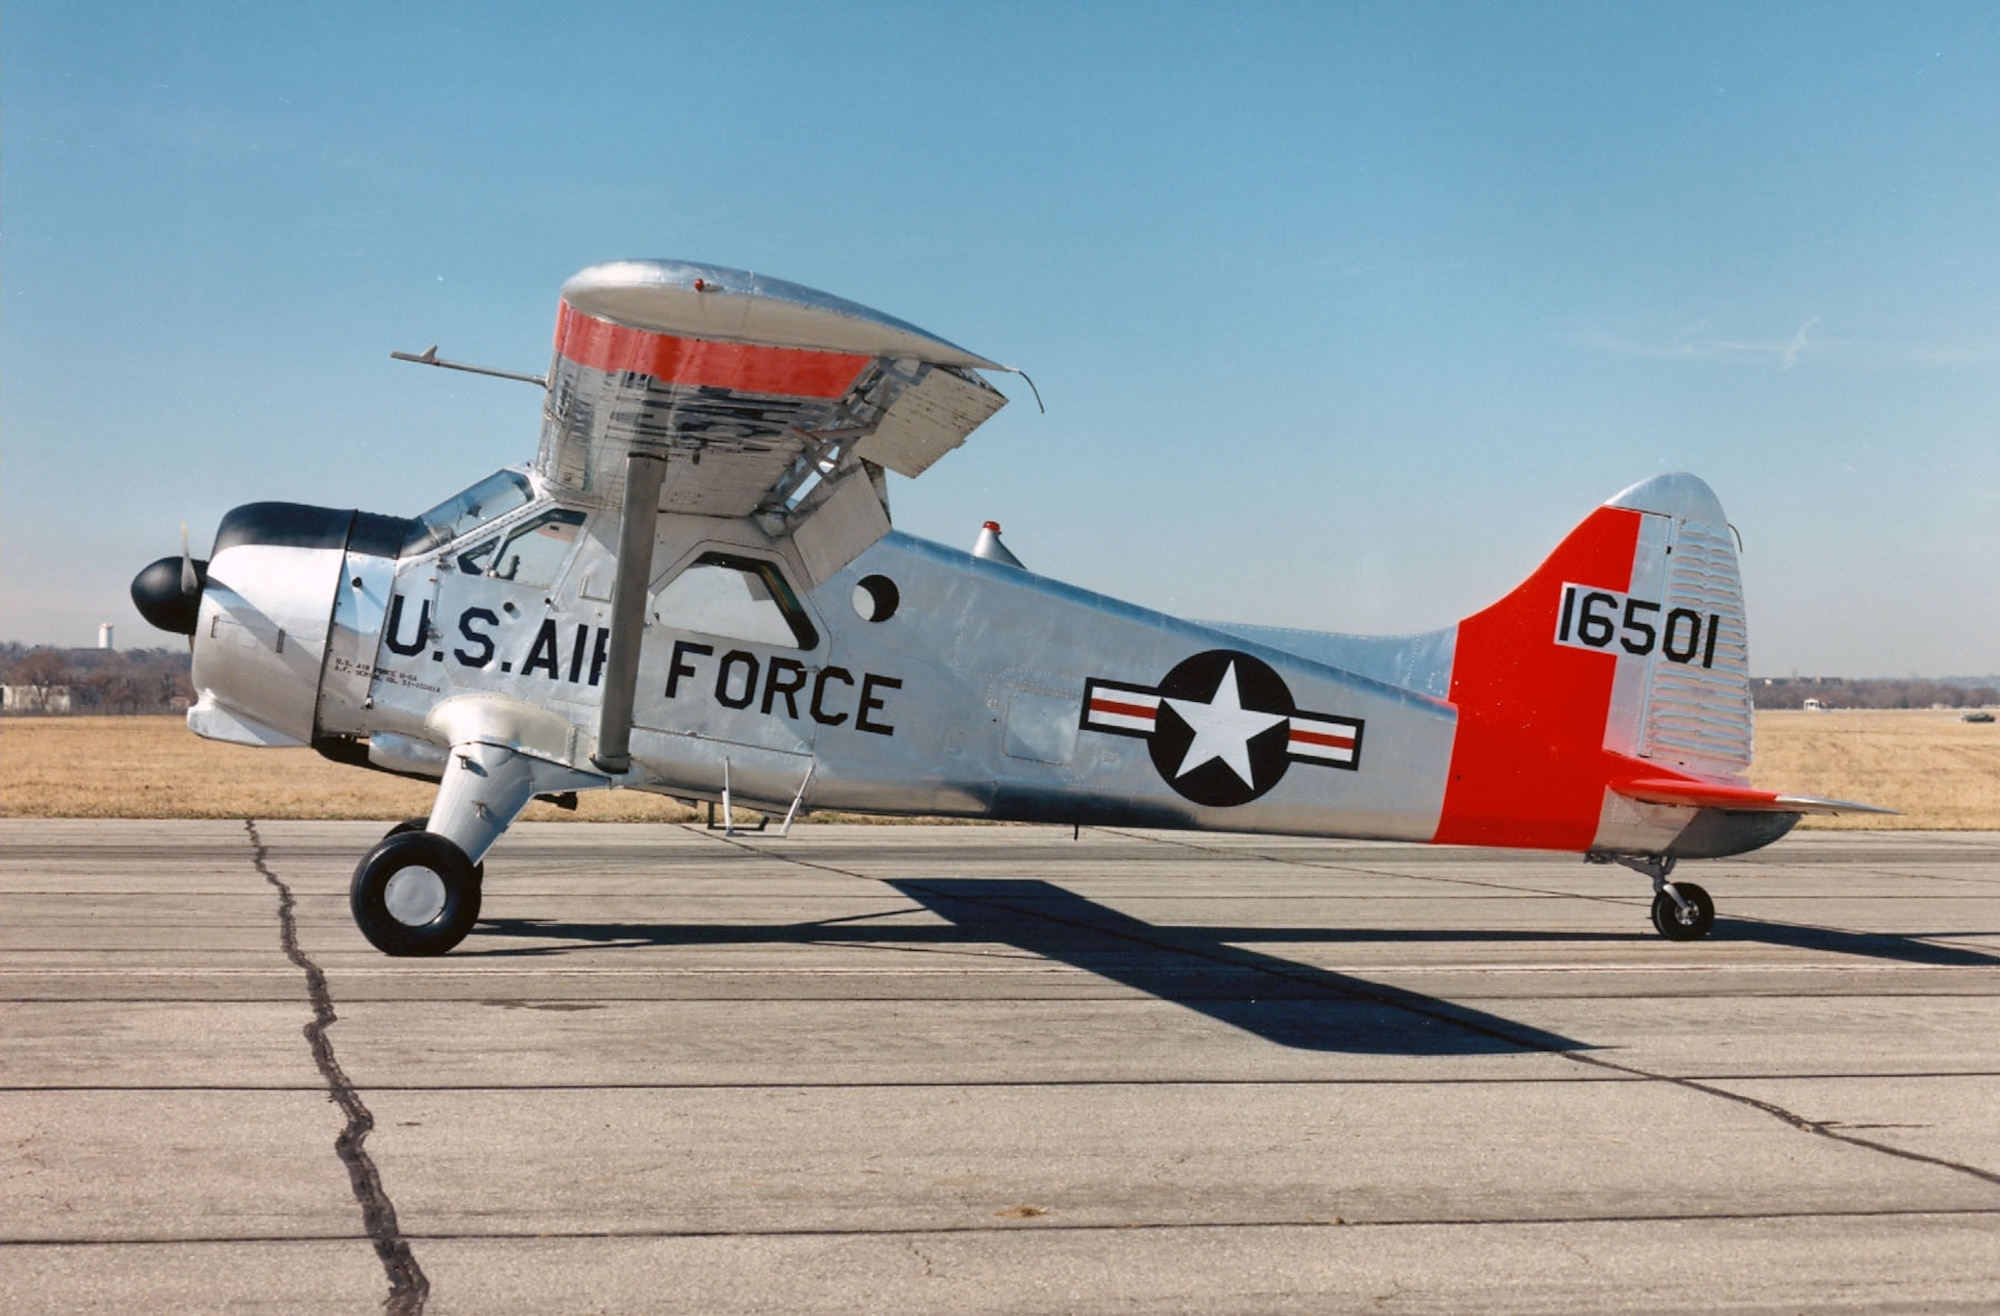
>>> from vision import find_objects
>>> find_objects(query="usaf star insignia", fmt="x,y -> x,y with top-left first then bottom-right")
1080,649 -> 1364,807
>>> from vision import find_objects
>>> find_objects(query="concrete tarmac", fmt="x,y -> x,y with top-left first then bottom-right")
3,820 -> 1997,1313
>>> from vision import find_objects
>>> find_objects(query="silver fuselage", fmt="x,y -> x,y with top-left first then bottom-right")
194,471 -> 1467,843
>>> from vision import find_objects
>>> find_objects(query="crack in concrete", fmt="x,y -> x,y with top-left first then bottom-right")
1566,1051 -> 2000,1188
1115,830 -> 2000,1191
901,1235 -> 940,1278
246,820 -> 428,1314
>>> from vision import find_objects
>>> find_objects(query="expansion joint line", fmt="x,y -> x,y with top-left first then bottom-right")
245,820 -> 428,1315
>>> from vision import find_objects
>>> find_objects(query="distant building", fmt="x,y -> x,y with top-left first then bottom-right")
2,684 -> 74,714
99,623 -> 115,650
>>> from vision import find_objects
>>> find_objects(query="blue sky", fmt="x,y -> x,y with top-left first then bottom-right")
5,2 -> 1996,675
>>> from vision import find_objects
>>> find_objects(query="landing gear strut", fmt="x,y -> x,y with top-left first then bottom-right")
1608,854 -> 1716,941
346,733 -> 611,957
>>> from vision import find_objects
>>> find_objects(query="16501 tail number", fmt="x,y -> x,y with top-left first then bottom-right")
1555,583 -> 1722,668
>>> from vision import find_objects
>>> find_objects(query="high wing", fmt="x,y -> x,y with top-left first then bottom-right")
541,259 -> 1008,569
537,260 -> 1013,771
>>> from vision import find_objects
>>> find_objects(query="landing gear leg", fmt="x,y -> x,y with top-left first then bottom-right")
348,735 -> 608,957
1612,854 -> 1716,941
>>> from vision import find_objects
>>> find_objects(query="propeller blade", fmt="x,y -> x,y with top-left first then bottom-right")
181,523 -> 198,595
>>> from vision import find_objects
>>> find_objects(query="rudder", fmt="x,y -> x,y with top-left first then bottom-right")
1432,473 -> 1752,852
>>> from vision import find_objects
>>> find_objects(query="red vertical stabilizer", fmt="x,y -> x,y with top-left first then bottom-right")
1432,503 -> 1644,850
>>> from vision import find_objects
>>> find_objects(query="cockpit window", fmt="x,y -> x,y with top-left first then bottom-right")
654,553 -> 819,649
458,509 -> 587,587
409,469 -> 534,552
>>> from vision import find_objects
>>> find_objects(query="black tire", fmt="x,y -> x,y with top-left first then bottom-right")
382,818 -> 483,883
1651,881 -> 1715,940
350,831 -> 481,956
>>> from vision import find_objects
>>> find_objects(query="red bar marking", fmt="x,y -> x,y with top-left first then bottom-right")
1090,698 -> 1157,721
555,301 -> 869,398
1288,728 -> 1355,750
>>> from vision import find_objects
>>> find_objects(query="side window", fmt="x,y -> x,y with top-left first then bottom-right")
458,509 -> 586,587
654,553 -> 819,649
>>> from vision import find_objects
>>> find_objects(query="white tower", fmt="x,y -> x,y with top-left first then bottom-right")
99,623 -> 115,650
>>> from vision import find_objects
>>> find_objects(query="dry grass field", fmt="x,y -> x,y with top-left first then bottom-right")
3,710 -> 1996,829
0,717 -> 700,824
1747,708 -> 2000,830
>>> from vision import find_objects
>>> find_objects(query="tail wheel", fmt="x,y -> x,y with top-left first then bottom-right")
351,831 -> 481,956
1651,881 -> 1715,940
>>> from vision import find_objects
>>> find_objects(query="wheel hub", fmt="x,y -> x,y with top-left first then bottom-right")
383,866 -> 448,925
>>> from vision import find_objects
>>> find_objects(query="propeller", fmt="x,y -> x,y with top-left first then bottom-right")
131,526 -> 209,636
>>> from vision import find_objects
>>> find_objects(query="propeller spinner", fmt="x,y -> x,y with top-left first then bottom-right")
131,527 -> 207,635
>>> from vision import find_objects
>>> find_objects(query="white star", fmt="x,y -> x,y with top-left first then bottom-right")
1163,661 -> 1287,787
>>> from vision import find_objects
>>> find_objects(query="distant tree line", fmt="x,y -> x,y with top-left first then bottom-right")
1752,676 -> 1999,710
0,644 -> 195,715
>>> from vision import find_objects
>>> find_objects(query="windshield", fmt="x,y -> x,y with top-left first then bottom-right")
408,469 -> 534,552
457,509 -> 587,587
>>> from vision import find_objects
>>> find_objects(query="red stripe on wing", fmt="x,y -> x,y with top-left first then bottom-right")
555,301 -> 870,399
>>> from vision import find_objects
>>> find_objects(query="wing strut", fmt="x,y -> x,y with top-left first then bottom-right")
591,450 -> 667,773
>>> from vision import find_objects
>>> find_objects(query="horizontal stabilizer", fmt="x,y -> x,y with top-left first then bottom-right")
1611,770 -> 1897,816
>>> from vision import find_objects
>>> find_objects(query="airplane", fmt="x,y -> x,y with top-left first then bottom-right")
130,259 -> 1889,956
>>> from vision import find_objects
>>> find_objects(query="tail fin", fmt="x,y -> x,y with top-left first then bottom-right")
1432,473 -> 1757,853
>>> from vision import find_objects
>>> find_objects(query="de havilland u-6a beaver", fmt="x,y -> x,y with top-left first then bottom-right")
132,259 -> 1887,956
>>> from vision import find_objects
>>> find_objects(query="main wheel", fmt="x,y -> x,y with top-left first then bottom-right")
1651,881 -> 1715,940
350,831 -> 481,956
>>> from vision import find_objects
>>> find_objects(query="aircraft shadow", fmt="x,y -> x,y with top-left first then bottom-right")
888,878 -> 1583,1056
1203,919 -> 2000,968
1710,917 -> 2000,967
472,878 -> 1587,1057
